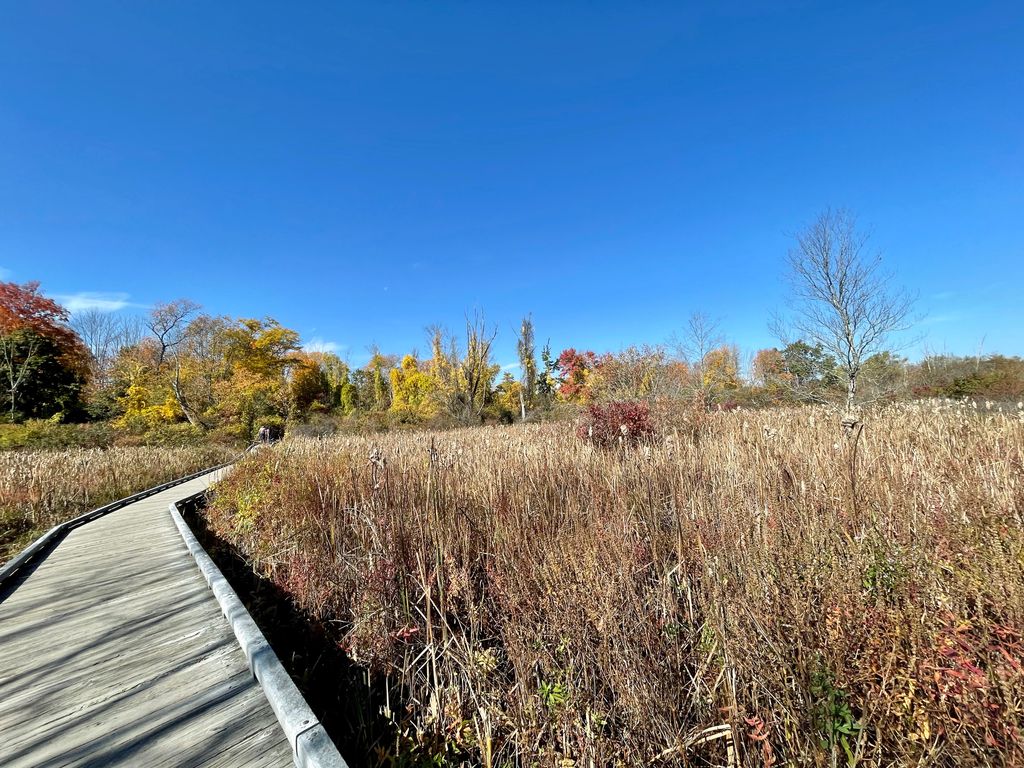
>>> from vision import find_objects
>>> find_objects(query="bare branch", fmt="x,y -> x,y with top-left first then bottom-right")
147,299 -> 201,366
778,208 -> 915,414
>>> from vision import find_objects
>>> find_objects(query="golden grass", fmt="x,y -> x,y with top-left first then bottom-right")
207,401 -> 1024,766
0,444 -> 233,564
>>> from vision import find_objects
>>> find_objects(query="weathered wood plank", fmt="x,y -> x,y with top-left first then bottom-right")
0,471 -> 294,767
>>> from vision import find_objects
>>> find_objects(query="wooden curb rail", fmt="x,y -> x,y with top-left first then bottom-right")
170,492 -> 349,768
0,455 -> 349,768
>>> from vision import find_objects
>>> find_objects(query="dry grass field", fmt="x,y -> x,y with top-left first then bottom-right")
206,401 -> 1024,766
0,444 -> 234,564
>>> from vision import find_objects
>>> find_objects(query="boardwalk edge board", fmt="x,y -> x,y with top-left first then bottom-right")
169,494 -> 349,768
0,462 -> 233,586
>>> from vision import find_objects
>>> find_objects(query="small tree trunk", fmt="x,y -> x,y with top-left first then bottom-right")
172,366 -> 209,430
519,389 -> 526,421
846,420 -> 865,521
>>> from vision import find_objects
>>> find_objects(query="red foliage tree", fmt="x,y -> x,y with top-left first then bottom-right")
556,348 -> 598,402
0,282 -> 89,419
0,282 -> 81,347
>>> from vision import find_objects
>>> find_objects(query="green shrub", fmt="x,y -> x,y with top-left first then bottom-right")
0,420 -> 116,450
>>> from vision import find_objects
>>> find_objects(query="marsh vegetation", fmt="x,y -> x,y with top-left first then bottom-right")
0,444 -> 233,563
204,401 -> 1024,766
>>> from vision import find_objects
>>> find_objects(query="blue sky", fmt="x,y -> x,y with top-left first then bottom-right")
1,1 -> 1021,367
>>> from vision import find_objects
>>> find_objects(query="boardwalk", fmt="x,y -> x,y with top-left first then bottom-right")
0,470 -> 295,768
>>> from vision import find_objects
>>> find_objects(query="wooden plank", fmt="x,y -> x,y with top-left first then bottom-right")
206,720 -> 297,768
0,567 -> 206,628
0,471 -> 294,767
1,629 -> 237,718
2,653 -> 251,755
3,670 -> 257,766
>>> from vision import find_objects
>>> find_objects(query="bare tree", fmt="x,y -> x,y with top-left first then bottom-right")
115,315 -> 146,350
71,310 -> 144,387
147,299 -> 200,366
670,311 -> 724,404
461,312 -> 498,422
773,208 -> 915,417
71,309 -> 120,362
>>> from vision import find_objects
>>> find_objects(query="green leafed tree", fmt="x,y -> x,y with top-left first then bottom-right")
0,330 -> 89,421
537,341 -> 557,408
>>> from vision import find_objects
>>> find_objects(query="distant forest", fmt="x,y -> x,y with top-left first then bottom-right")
1,276 -> 1020,448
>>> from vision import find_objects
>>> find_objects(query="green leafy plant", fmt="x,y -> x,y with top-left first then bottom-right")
539,680 -> 567,710
862,540 -> 907,600
811,664 -> 862,765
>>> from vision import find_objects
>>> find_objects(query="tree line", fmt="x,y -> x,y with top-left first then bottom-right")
2,282 -> 1020,440
3,209 -> 1020,439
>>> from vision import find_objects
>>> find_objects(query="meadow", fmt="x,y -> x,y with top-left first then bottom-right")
0,444 -> 234,564
203,401 -> 1024,766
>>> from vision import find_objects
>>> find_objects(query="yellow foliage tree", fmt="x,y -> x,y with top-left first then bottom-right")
289,355 -> 331,415
701,345 -> 741,399
214,368 -> 289,438
224,318 -> 301,377
215,318 -> 301,437
495,372 -> 523,417
116,382 -> 180,429
751,348 -> 791,402
389,355 -> 436,420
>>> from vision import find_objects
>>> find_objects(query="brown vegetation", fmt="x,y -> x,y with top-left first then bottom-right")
0,444 -> 233,564
204,402 -> 1024,766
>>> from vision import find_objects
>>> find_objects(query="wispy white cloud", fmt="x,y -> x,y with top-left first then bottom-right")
931,290 -> 956,301
0,267 -> 12,281
303,337 -> 346,354
921,312 -> 962,326
52,291 -> 140,314
501,362 -> 521,371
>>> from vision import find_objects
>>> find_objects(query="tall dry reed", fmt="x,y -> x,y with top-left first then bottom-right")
207,401 -> 1024,766
0,444 -> 233,563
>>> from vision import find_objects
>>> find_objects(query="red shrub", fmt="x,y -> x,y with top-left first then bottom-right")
578,400 -> 656,448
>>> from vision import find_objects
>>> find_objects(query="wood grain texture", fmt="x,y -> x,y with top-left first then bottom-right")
0,472 -> 294,768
